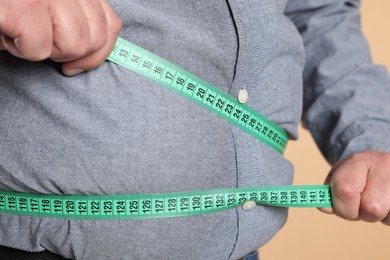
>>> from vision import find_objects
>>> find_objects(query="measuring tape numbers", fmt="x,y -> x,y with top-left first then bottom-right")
0,186 -> 331,220
0,37 -> 333,220
108,37 -> 288,154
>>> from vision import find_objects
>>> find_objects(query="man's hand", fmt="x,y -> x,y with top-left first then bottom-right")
0,0 -> 122,76
319,151 -> 390,226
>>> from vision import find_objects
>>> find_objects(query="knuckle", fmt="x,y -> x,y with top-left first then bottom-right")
334,183 -> 357,200
94,33 -> 108,50
110,16 -> 122,35
361,201 -> 386,220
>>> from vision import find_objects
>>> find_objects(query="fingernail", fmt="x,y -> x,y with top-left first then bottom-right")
64,69 -> 84,77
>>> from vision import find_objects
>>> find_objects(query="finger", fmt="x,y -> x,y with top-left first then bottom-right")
50,0 -> 91,62
78,0 -> 108,52
62,0 -> 121,76
318,207 -> 334,214
1,1 -> 52,61
0,34 -> 5,50
381,212 -> 390,226
0,1 -> 19,53
360,154 -> 390,222
329,157 -> 368,220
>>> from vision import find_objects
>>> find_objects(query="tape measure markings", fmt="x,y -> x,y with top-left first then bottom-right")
0,185 -> 331,220
108,37 -> 288,154
0,38 -> 333,221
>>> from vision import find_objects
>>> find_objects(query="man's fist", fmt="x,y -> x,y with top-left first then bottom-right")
320,151 -> 390,226
0,0 -> 122,76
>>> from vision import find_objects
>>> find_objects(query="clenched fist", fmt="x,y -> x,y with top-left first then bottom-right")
0,0 -> 122,76
320,151 -> 390,226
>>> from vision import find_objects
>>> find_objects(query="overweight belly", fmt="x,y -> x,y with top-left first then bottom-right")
0,58 -> 238,196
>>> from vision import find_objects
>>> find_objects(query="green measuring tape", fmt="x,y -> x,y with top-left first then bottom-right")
0,186 -> 331,220
0,37 -> 333,220
108,37 -> 288,154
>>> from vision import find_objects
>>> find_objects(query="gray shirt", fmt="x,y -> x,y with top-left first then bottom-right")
1,0 -> 390,259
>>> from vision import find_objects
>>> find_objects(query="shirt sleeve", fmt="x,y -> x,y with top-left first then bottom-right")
284,0 -> 390,164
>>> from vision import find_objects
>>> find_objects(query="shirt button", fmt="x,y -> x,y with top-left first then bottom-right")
237,88 -> 249,104
242,201 -> 256,211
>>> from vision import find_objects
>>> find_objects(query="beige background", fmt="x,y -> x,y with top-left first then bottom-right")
261,2 -> 390,260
